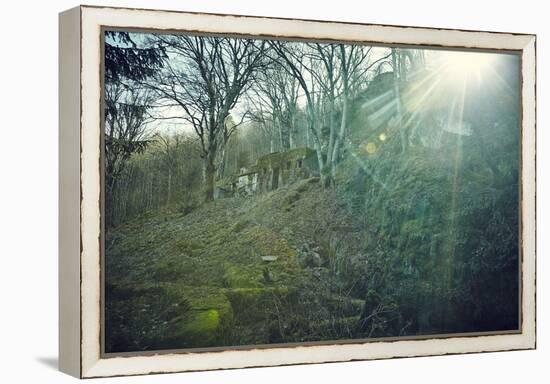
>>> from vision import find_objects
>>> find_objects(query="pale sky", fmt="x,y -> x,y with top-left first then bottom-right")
108,31 -> 515,138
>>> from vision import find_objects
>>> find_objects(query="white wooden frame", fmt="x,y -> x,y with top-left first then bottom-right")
59,5 -> 536,378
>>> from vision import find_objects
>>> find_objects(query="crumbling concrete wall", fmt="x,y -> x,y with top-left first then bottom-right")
215,147 -> 318,199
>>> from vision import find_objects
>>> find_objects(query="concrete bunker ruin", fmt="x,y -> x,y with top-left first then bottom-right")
214,147 -> 318,199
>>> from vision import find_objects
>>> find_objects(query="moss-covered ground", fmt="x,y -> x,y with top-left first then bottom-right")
105,178 -> 365,352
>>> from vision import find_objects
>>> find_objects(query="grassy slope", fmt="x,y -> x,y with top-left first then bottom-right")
105,177 -> 364,352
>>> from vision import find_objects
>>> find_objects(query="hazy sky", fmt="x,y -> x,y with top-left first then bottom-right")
106,31 -> 517,138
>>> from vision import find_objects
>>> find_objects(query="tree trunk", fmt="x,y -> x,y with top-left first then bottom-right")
203,111 -> 220,202
167,169 -> 172,204
218,146 -> 227,179
391,48 -> 406,153
289,114 -> 295,149
204,154 -> 216,202
331,95 -> 348,178
310,123 -> 332,188
280,119 -> 291,151
326,96 -> 336,168
270,123 -> 275,153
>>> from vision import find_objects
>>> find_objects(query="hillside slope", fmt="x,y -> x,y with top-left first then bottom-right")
105,177 -> 366,352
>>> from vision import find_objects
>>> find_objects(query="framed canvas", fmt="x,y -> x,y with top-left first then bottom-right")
59,5 -> 536,378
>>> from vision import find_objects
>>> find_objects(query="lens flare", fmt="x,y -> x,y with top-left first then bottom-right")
437,51 -> 494,83
366,142 -> 377,154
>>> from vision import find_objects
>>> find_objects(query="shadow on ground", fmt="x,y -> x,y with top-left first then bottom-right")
36,356 -> 58,370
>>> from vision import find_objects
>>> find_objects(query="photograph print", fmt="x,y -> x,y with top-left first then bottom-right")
103,29 -> 521,354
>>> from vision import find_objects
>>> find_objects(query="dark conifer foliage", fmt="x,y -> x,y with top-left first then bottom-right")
104,31 -> 166,82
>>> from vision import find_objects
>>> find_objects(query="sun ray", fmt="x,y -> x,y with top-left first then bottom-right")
360,89 -> 394,110
442,77 -> 467,292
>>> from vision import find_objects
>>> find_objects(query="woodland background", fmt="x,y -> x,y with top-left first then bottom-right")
104,30 -> 520,352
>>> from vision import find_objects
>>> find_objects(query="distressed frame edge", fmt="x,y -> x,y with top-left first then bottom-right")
58,5 -> 82,379
520,34 -> 537,349
75,5 -> 536,378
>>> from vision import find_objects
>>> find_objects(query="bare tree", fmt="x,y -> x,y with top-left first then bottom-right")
155,133 -> 182,204
145,35 -> 267,201
391,48 -> 406,153
104,81 -> 155,202
332,45 -> 390,176
270,41 -> 334,186
248,62 -> 300,151
272,41 -> 388,185
309,43 -> 340,183
246,95 -> 280,153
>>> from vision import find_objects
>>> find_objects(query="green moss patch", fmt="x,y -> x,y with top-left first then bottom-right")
224,287 -> 290,324
242,225 -> 297,260
223,264 -> 263,288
